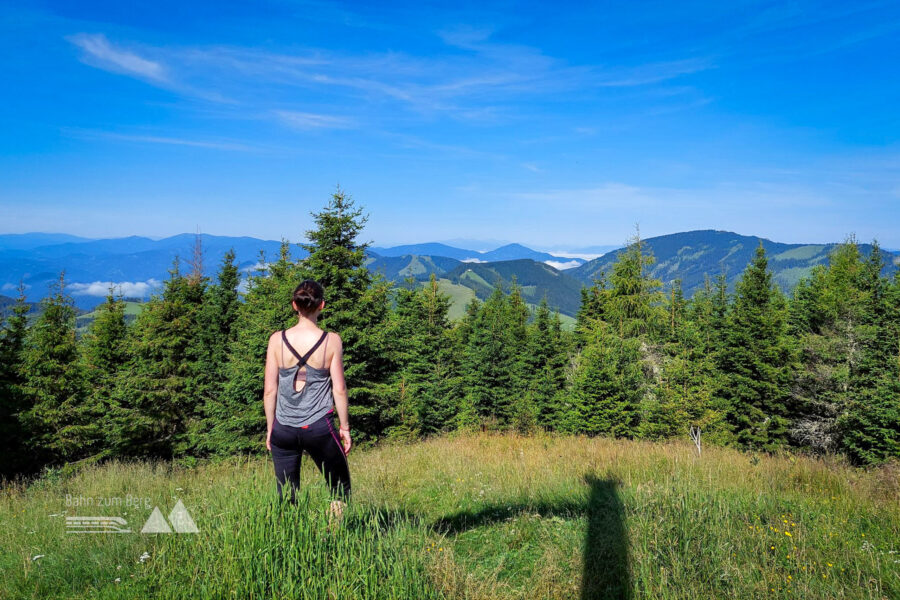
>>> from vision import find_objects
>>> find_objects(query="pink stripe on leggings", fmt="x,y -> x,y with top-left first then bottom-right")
326,417 -> 346,456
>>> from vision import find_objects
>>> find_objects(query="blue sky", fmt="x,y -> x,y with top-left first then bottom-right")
1,0 -> 899,249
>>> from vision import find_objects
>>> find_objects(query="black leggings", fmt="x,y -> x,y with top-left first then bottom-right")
270,413 -> 351,503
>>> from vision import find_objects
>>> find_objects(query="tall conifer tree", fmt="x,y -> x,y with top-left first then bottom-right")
461,282 -> 520,427
454,297 -> 482,430
19,273 -> 92,464
0,283 -> 33,475
194,248 -> 241,453
719,242 -> 796,451
207,242 -> 301,454
838,241 -> 900,464
299,188 -> 394,441
109,258 -> 206,458
789,238 -> 866,452
80,287 -> 129,459
564,320 -> 643,437
386,275 -> 458,438
521,297 -> 569,430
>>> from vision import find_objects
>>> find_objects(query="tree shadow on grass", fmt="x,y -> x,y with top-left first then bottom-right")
430,474 -> 632,600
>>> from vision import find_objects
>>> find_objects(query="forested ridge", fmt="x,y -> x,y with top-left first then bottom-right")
1,190 -> 898,478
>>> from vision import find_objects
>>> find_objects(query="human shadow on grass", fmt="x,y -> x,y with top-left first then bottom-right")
430,475 -> 631,600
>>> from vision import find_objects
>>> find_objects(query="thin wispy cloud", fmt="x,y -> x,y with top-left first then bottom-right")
6,2 -> 895,248
62,28 -> 712,125
275,110 -> 355,130
596,58 -> 713,87
63,128 -> 259,151
68,33 -> 166,82
505,181 -> 837,212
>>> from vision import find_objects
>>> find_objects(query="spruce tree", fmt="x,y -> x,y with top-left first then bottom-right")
788,238 -> 866,453
575,273 -> 611,348
299,188 -> 394,441
680,271 -> 731,434
79,287 -> 129,459
19,273 -> 92,464
682,277 -> 733,444
837,375 -> 900,465
108,258 -> 206,458
461,282 -> 519,428
719,242 -> 796,452
564,320 -> 643,437
640,279 -> 690,440
193,248 -> 241,453
412,275 -> 460,434
520,297 -> 569,430
384,281 -> 424,439
837,241 -> 900,464
506,278 -> 534,432
207,241 -> 301,455
605,230 -> 666,341
386,275 -> 458,438
0,282 -> 32,476
454,297 -> 482,430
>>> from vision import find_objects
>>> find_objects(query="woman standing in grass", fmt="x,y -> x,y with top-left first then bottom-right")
263,279 -> 352,517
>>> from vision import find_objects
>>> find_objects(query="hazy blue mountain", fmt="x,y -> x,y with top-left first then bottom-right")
369,243 -> 480,260
477,243 -> 585,266
435,237 -> 513,251
371,241 -> 585,266
0,233 -> 94,251
569,229 -> 900,298
0,233 -> 305,310
18,235 -> 160,258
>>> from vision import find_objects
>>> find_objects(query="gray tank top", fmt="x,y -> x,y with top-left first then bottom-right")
275,329 -> 335,427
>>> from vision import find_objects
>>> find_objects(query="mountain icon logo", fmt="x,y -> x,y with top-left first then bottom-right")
140,499 -> 199,534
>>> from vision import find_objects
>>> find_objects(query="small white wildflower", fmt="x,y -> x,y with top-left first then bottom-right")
117,565 -> 122,570
114,577 -> 121,583
175,487 -> 183,491
139,552 -> 151,563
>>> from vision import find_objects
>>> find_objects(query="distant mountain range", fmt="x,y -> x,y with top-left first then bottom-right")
371,242 -> 585,268
1,230 -> 897,320
569,229 -> 898,297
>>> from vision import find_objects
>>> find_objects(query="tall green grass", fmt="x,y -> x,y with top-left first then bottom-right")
2,433 -> 898,599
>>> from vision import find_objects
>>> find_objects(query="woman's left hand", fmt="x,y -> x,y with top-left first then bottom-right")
339,428 -> 352,455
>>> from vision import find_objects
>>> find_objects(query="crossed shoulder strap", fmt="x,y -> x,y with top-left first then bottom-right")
281,329 -> 328,367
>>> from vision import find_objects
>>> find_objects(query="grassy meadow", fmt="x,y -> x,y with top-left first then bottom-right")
2,433 -> 898,599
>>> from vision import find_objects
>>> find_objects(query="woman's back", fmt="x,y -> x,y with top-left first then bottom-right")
275,327 -> 335,428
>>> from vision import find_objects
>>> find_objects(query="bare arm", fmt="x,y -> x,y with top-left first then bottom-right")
329,333 -> 352,453
263,332 -> 279,450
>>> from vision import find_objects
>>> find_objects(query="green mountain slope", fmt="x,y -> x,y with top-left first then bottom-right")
364,254 -> 462,280
444,259 -> 584,317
